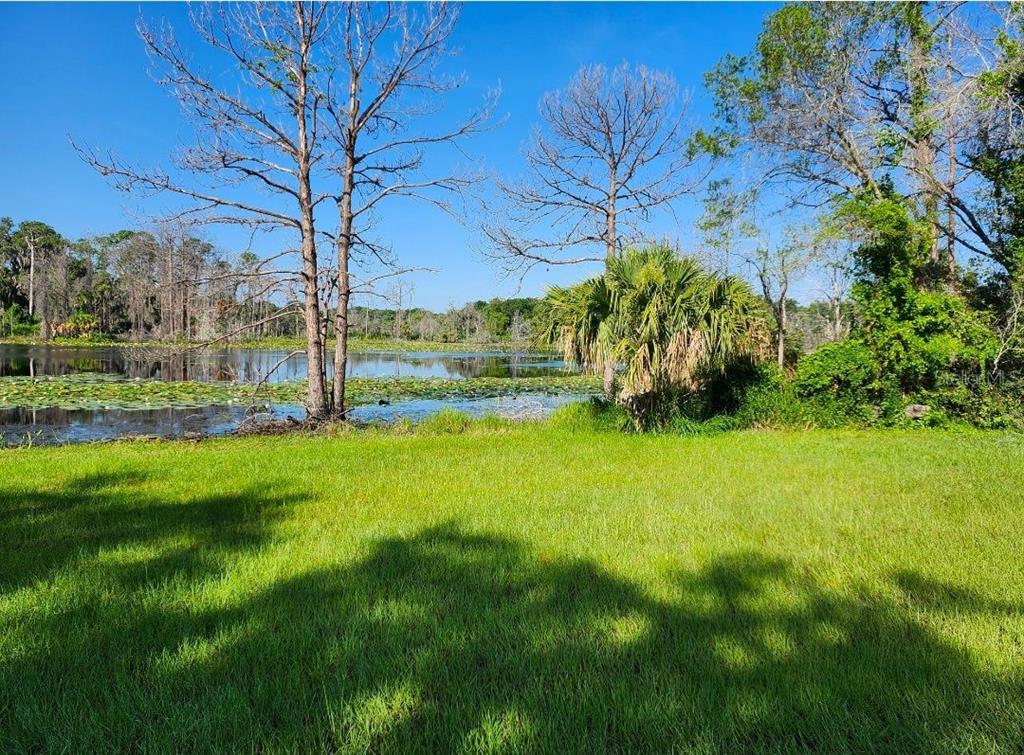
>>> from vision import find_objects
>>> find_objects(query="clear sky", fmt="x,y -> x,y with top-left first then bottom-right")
0,2 -> 780,311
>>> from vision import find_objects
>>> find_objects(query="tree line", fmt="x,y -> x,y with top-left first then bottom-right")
0,212 -> 847,355
0,218 -> 550,345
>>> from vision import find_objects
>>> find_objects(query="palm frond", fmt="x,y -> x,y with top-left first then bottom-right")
543,244 -> 770,417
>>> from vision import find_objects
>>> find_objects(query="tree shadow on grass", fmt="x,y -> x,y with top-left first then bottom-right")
0,468 -> 302,593
893,570 -> 1024,616
1,502 -> 1021,751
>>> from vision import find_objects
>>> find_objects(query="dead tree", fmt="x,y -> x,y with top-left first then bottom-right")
483,63 -> 709,396
75,2 -> 332,418
745,228 -> 817,368
485,62 -> 708,275
319,2 -> 494,416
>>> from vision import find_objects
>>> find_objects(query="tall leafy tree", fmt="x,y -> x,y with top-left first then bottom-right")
705,2 -> 995,289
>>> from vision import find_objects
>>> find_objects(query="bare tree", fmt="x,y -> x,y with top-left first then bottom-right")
76,2 -> 332,418
318,2 -> 494,416
745,228 -> 817,368
697,178 -> 758,276
388,279 -> 415,339
485,62 -> 708,277
992,287 -> 1024,379
485,62 -> 709,396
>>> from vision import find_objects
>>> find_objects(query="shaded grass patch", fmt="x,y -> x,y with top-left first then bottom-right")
1,429 -> 1022,751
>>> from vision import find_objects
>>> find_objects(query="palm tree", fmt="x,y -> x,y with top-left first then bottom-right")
543,275 -> 615,396
545,245 -> 768,426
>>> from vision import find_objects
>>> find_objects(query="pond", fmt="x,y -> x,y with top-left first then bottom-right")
0,344 -> 590,445
0,344 -> 571,382
0,393 -> 587,446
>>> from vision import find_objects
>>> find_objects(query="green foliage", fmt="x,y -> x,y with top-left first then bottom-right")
918,375 -> 1024,431
547,398 -> 631,433
793,341 -> 875,406
824,191 -> 1002,421
545,246 -> 769,429
0,304 -> 34,338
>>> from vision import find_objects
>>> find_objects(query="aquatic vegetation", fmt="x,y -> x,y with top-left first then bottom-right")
0,373 -> 600,411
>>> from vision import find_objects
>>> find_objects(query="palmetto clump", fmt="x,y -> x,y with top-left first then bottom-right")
544,246 -> 768,427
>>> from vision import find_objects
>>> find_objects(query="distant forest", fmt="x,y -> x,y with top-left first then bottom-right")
0,218 -> 846,349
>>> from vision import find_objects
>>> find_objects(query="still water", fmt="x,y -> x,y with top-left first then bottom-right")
0,393 -> 587,446
0,344 -> 571,382
0,344 -> 587,445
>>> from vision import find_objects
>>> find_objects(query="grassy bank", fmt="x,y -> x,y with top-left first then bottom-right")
1,427 -> 1022,751
0,374 -> 598,410
0,335 -> 543,353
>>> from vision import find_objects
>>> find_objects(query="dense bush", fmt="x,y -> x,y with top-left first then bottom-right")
547,399 -> 632,433
53,313 -> 100,339
792,340 -> 875,420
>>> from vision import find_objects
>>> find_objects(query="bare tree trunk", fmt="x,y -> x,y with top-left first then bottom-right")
777,298 -> 787,368
944,32 -> 958,291
296,21 -> 326,420
27,236 -> 35,318
945,87 -> 958,290
601,171 -> 618,399
605,170 -> 617,262
394,285 -> 404,340
300,225 -> 326,419
332,170 -> 354,416
830,276 -> 844,341
330,66 -> 359,418
165,242 -> 173,340
907,4 -> 941,279
602,362 -> 615,399
38,265 -> 49,340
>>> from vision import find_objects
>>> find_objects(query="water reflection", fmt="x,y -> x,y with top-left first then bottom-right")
0,345 -> 572,382
0,404 -> 281,446
0,394 -> 588,446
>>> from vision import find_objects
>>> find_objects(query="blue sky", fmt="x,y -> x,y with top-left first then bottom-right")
0,2 -> 779,311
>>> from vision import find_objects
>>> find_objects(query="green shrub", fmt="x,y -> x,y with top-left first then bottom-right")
10,321 -> 38,337
548,399 -> 631,433
725,364 -> 796,427
794,341 -> 874,403
918,379 -> 1024,430
668,413 -> 743,436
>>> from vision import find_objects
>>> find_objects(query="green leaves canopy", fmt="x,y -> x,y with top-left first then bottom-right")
543,246 -> 768,419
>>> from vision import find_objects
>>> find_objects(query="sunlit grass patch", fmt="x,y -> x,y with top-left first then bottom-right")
0,428 -> 1021,752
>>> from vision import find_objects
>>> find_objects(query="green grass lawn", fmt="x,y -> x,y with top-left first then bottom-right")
1,427 -> 1022,752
